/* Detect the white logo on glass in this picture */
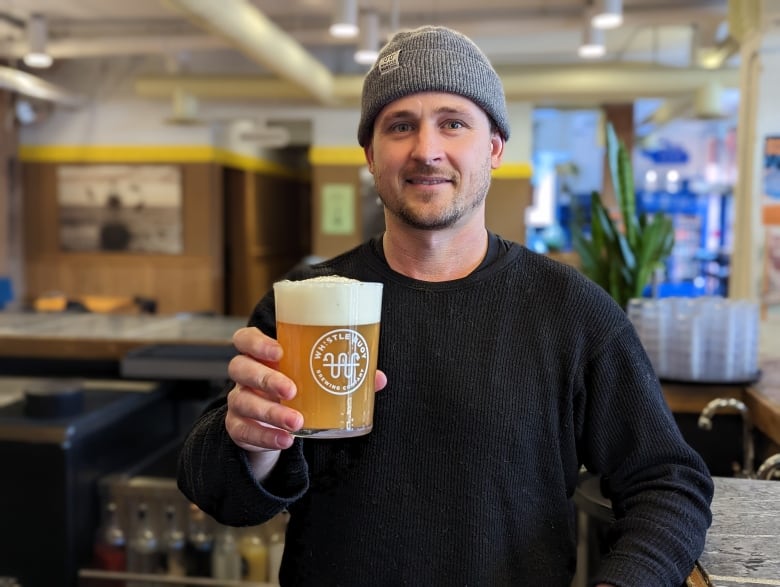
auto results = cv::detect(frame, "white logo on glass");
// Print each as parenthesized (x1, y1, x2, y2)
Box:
(309, 328, 369, 395)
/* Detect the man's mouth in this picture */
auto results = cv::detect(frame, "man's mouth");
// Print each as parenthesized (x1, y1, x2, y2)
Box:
(406, 177, 451, 186)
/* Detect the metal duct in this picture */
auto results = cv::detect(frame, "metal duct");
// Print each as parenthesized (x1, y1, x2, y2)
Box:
(0, 66, 84, 107)
(165, 0, 336, 104)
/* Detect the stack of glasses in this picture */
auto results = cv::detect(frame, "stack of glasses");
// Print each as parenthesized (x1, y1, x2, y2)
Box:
(627, 297, 760, 383)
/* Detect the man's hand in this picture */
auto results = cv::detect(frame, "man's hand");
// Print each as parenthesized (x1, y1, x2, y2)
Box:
(224, 326, 387, 479)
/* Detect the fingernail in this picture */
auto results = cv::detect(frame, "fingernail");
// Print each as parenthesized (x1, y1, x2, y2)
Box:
(268, 344, 283, 362)
(287, 412, 303, 431)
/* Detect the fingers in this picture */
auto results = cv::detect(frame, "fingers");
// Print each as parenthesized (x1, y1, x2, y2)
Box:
(233, 326, 283, 362)
(227, 383, 303, 430)
(375, 369, 388, 391)
(225, 327, 389, 454)
(228, 353, 296, 401)
(226, 326, 301, 452)
(226, 384, 303, 451)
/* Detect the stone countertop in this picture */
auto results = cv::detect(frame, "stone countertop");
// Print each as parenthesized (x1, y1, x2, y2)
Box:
(0, 311, 246, 360)
(577, 475, 780, 586)
(700, 476, 780, 586)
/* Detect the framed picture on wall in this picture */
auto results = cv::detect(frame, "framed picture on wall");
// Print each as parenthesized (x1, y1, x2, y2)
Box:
(765, 225, 780, 310)
(57, 164, 183, 254)
(763, 136, 780, 316)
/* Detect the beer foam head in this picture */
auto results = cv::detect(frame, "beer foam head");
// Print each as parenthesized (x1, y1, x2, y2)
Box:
(274, 276, 383, 325)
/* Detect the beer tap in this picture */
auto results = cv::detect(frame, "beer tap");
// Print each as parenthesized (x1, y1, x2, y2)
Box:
(697, 397, 754, 478)
(756, 454, 780, 480)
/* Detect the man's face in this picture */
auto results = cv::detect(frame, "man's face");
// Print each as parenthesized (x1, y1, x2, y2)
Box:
(364, 92, 504, 231)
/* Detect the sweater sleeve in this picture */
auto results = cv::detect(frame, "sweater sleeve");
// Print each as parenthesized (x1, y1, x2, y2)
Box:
(578, 323, 714, 587)
(176, 396, 309, 526)
(176, 286, 311, 527)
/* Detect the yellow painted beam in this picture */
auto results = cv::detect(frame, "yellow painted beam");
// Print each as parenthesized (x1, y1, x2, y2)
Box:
(493, 163, 534, 179)
(308, 146, 366, 167)
(18, 144, 306, 179)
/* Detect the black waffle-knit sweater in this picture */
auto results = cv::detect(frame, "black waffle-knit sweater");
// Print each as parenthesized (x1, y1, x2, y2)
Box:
(178, 234, 713, 587)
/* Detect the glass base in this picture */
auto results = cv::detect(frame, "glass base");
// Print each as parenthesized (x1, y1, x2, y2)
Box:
(293, 424, 373, 439)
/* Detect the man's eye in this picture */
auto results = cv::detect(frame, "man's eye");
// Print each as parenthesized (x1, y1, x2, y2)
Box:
(391, 122, 413, 133)
(445, 120, 465, 129)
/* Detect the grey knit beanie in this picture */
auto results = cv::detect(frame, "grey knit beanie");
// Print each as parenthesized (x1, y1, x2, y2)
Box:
(357, 25, 510, 147)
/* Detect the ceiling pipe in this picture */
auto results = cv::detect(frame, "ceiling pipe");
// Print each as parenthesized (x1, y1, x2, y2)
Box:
(0, 65, 84, 106)
(3, 35, 230, 60)
(638, 97, 693, 129)
(164, 0, 336, 105)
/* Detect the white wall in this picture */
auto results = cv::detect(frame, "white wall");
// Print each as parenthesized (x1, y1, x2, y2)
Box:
(20, 56, 533, 164)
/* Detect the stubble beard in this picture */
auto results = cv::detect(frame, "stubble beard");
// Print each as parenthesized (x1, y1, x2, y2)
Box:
(376, 159, 493, 231)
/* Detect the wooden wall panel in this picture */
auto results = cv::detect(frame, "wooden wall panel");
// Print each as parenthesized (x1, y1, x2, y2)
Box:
(0, 90, 15, 276)
(21, 162, 224, 315)
(486, 178, 531, 244)
(311, 165, 362, 259)
(225, 168, 311, 317)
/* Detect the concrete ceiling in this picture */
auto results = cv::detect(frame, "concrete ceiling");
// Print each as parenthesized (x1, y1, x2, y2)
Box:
(0, 0, 737, 110)
(1, 0, 733, 67)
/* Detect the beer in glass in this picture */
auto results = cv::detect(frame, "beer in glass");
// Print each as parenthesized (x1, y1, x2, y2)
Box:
(273, 276, 383, 438)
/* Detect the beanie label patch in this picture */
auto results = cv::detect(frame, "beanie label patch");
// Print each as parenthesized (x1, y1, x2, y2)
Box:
(378, 50, 401, 75)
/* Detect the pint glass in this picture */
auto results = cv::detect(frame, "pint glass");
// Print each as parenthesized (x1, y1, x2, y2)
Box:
(273, 276, 383, 438)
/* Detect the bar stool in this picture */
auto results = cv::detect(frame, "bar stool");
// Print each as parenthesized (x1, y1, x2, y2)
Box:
(572, 472, 613, 587)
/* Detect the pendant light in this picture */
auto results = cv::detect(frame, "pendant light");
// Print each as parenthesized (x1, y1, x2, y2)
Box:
(23, 14, 53, 68)
(354, 11, 379, 65)
(591, 0, 623, 30)
(330, 0, 359, 39)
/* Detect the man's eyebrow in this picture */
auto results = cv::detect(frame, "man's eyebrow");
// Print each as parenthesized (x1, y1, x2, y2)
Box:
(380, 105, 471, 121)
(379, 108, 416, 122)
(432, 106, 470, 116)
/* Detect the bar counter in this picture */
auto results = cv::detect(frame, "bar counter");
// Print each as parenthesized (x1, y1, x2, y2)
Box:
(0, 311, 778, 442)
(576, 475, 780, 586)
(700, 476, 780, 586)
(661, 360, 780, 447)
(0, 311, 245, 360)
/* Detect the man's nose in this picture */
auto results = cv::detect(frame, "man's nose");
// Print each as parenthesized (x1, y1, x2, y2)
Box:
(410, 125, 443, 164)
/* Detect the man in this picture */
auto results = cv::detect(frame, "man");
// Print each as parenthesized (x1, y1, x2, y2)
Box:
(178, 26, 713, 586)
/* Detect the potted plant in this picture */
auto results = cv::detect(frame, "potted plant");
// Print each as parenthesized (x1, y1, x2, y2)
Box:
(572, 123, 675, 308)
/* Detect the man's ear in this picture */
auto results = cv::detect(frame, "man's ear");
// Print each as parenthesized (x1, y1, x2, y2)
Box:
(490, 133, 505, 169)
(364, 144, 375, 174)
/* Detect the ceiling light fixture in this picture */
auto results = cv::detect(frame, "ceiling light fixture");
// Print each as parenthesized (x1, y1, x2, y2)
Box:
(330, 0, 359, 39)
(592, 0, 623, 30)
(23, 14, 53, 69)
(354, 11, 380, 65)
(579, 9, 606, 59)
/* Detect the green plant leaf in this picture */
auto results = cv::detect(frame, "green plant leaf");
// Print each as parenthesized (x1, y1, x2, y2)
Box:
(570, 123, 675, 307)
(606, 124, 638, 249)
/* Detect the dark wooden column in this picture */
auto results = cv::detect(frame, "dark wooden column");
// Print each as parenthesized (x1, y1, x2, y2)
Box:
(601, 103, 634, 210)
(0, 86, 22, 305)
